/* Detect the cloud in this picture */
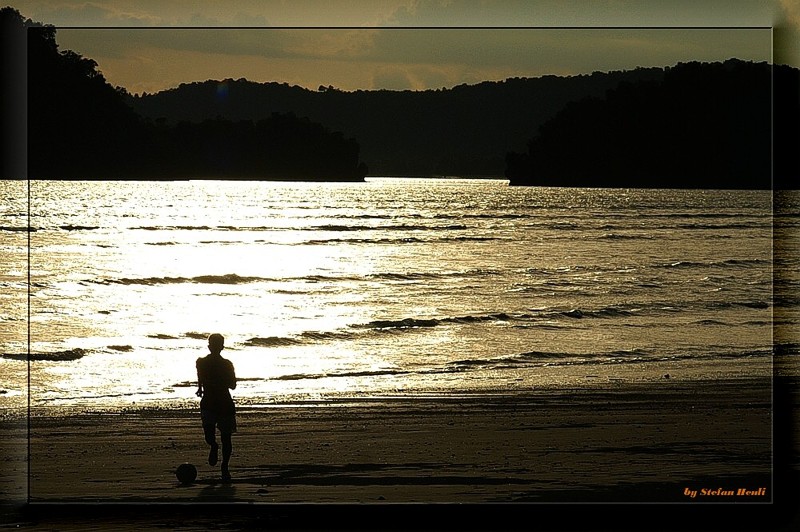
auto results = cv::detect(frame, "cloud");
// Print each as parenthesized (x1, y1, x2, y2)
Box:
(365, 28, 770, 74)
(56, 25, 772, 94)
(31, 1, 163, 27)
(370, 63, 458, 90)
(775, 0, 800, 66)
(184, 11, 271, 27)
(383, 0, 779, 28)
(56, 26, 372, 70)
(371, 65, 416, 90)
(18, 0, 792, 95)
(20, 0, 410, 28)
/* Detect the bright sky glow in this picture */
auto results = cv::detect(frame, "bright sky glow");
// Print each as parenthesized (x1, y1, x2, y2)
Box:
(10, 0, 796, 94)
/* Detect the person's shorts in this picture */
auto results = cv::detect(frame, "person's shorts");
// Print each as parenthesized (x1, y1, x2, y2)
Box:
(201, 409, 237, 434)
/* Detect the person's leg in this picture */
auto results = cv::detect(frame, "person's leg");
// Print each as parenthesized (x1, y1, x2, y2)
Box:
(201, 411, 219, 466)
(205, 427, 219, 466)
(220, 431, 232, 480)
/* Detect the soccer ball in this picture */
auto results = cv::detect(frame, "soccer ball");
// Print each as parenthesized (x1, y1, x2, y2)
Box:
(175, 462, 197, 484)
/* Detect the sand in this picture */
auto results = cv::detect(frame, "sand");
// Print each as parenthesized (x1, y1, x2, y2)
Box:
(1, 375, 798, 531)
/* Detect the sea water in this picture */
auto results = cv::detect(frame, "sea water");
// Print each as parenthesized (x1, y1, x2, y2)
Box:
(1, 179, 797, 416)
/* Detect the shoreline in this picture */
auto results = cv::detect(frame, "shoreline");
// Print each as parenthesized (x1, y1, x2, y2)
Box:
(1, 354, 778, 421)
(2, 375, 798, 530)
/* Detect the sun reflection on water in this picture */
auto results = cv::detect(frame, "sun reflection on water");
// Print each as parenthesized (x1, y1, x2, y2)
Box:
(0, 179, 782, 414)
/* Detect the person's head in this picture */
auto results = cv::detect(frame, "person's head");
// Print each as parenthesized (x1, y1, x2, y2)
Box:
(208, 333, 225, 354)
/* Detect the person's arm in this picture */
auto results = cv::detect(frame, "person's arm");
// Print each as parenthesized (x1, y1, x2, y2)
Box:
(196, 359, 204, 397)
(228, 361, 237, 390)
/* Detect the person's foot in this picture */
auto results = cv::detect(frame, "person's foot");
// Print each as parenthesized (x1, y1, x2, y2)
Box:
(221, 465, 231, 482)
(208, 443, 219, 466)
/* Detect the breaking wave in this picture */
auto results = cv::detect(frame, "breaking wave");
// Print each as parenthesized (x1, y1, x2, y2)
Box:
(1, 348, 88, 362)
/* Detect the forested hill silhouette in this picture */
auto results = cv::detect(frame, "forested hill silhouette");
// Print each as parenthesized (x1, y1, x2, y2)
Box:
(506, 59, 799, 190)
(11, 5, 798, 188)
(128, 69, 666, 177)
(13, 7, 368, 181)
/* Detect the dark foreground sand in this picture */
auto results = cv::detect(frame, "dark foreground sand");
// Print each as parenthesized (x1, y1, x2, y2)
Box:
(2, 376, 798, 531)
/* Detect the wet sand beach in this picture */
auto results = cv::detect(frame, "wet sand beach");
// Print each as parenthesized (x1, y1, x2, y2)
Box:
(2, 375, 798, 531)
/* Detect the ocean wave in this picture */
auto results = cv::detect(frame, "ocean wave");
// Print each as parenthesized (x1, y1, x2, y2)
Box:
(370, 269, 500, 282)
(172, 377, 263, 388)
(129, 222, 471, 232)
(646, 212, 772, 219)
(692, 319, 729, 326)
(657, 259, 769, 269)
(320, 212, 532, 221)
(738, 301, 770, 309)
(330, 214, 394, 220)
(132, 225, 215, 231)
(523, 219, 770, 233)
(1, 348, 88, 361)
(301, 270, 497, 284)
(774, 295, 800, 307)
(516, 264, 640, 276)
(192, 274, 263, 284)
(90, 268, 503, 287)
(130, 219, 742, 237)
(358, 317, 441, 329)
(445, 346, 769, 372)
(720, 259, 770, 267)
(239, 314, 528, 349)
(706, 300, 770, 310)
(774, 343, 800, 356)
(526, 221, 580, 231)
(0, 226, 36, 232)
(299, 331, 358, 341)
(243, 336, 303, 347)
(446, 236, 501, 242)
(555, 307, 634, 319)
(39, 390, 160, 402)
(344, 301, 776, 335)
(94, 273, 265, 285)
(358, 313, 524, 330)
(302, 235, 500, 245)
(404, 212, 532, 220)
(597, 233, 653, 240)
(242, 330, 361, 348)
(304, 237, 424, 245)
(60, 225, 100, 231)
(354, 305, 648, 331)
(444, 350, 620, 371)
(523, 265, 597, 275)
(466, 213, 531, 220)
(273, 368, 410, 381)
(449, 313, 515, 323)
(352, 308, 636, 331)
(553, 300, 772, 317)
(676, 222, 771, 230)
(314, 223, 469, 232)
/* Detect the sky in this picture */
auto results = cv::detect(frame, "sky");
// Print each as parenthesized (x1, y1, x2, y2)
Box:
(10, 0, 800, 95)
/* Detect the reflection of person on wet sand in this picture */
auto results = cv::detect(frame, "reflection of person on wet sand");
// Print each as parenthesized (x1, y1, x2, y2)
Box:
(196, 333, 237, 481)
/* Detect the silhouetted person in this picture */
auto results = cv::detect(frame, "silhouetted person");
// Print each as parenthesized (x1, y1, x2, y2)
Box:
(196, 333, 237, 481)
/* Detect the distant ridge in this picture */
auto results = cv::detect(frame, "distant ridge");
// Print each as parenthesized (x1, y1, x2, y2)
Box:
(11, 7, 369, 182)
(128, 60, 799, 189)
(506, 59, 799, 190)
(128, 68, 667, 178)
(8, 6, 798, 187)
